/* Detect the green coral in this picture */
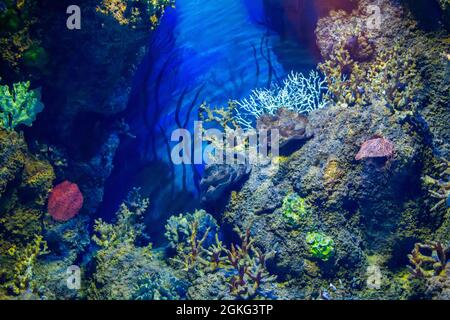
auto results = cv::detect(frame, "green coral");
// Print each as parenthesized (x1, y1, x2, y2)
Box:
(305, 232, 335, 261)
(164, 212, 277, 299)
(281, 193, 308, 225)
(164, 210, 219, 272)
(224, 227, 277, 299)
(92, 188, 149, 248)
(89, 189, 155, 299)
(0, 81, 44, 130)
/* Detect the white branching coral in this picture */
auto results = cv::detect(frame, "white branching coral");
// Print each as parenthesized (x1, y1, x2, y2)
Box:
(234, 70, 329, 129)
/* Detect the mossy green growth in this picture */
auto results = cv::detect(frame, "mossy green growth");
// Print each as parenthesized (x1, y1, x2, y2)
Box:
(281, 193, 308, 225)
(22, 44, 49, 68)
(305, 232, 335, 261)
(0, 81, 44, 130)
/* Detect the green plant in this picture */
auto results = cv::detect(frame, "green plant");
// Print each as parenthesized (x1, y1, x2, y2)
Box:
(281, 193, 308, 225)
(306, 232, 335, 261)
(0, 81, 44, 130)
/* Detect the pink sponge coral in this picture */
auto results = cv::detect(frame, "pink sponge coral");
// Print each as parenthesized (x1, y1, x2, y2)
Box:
(48, 181, 83, 222)
(356, 136, 394, 161)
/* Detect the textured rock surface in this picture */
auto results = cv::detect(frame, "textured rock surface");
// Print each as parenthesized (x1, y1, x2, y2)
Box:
(257, 108, 314, 155)
(200, 164, 251, 210)
(219, 100, 435, 295)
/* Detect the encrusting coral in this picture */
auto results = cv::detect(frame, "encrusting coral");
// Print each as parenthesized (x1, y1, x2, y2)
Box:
(281, 192, 309, 225)
(89, 188, 155, 299)
(422, 158, 450, 211)
(96, 0, 175, 29)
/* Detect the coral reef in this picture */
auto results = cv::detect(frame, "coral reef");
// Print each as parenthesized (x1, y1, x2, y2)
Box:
(0, 129, 54, 242)
(5, 235, 49, 296)
(96, 0, 174, 29)
(0, 0, 449, 302)
(407, 241, 450, 299)
(0, 0, 43, 76)
(89, 189, 154, 299)
(165, 209, 219, 271)
(222, 227, 277, 299)
(164, 211, 278, 299)
(422, 158, 450, 211)
(234, 71, 328, 129)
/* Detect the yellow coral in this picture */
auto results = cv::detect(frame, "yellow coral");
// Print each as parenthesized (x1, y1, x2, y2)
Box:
(22, 157, 55, 205)
(96, 0, 174, 29)
(8, 235, 49, 295)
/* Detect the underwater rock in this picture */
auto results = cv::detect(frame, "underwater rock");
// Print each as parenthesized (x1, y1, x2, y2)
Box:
(316, 0, 449, 157)
(0, 129, 57, 298)
(68, 133, 120, 214)
(200, 164, 251, 206)
(187, 272, 234, 300)
(0, 129, 27, 194)
(257, 108, 313, 155)
(0, 129, 55, 243)
(221, 99, 431, 293)
(47, 181, 83, 222)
